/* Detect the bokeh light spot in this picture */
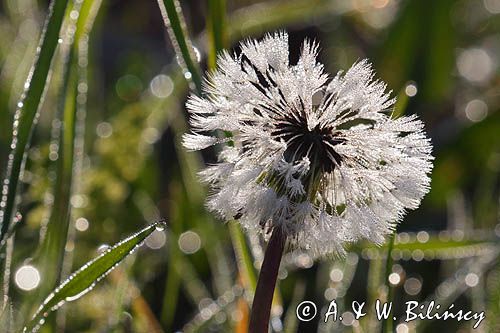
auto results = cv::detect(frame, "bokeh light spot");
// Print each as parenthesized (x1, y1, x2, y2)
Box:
(388, 272, 401, 285)
(75, 217, 89, 232)
(457, 48, 494, 83)
(178, 230, 201, 254)
(15, 265, 40, 291)
(150, 74, 174, 98)
(146, 229, 167, 249)
(404, 277, 422, 295)
(116, 74, 143, 101)
(465, 99, 488, 122)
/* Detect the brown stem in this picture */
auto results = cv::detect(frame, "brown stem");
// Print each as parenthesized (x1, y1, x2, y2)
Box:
(249, 228, 286, 333)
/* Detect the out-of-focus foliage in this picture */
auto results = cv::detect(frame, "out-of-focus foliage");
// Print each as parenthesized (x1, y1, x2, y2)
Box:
(0, 0, 499, 332)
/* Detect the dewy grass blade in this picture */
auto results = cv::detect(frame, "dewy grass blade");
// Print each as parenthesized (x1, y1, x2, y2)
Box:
(229, 221, 257, 291)
(22, 220, 166, 333)
(35, 0, 102, 301)
(381, 233, 395, 333)
(381, 85, 410, 333)
(205, 1, 263, 317)
(0, 0, 70, 247)
(357, 236, 498, 260)
(207, 0, 226, 69)
(156, 0, 202, 94)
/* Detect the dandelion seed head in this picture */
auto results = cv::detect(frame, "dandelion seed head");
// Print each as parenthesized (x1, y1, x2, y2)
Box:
(182, 32, 433, 257)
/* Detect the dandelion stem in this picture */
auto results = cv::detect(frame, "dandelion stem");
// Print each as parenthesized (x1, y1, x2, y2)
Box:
(249, 227, 286, 333)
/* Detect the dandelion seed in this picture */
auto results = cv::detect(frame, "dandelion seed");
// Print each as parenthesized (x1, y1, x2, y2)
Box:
(183, 31, 433, 257)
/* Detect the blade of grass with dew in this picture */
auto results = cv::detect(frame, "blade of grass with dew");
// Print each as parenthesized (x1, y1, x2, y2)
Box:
(143, 72, 215, 328)
(226, 0, 339, 43)
(160, 180, 184, 330)
(1, 236, 14, 311)
(181, 284, 244, 333)
(415, 249, 500, 331)
(151, 69, 235, 296)
(381, 84, 409, 333)
(35, 0, 102, 306)
(0, 0, 70, 248)
(206, 2, 274, 321)
(356, 234, 499, 260)
(57, 2, 102, 331)
(108, 267, 165, 333)
(132, 191, 213, 325)
(207, 0, 226, 69)
(153, 1, 203, 323)
(0, 300, 15, 333)
(0, 1, 40, 152)
(159, 181, 216, 328)
(175, 158, 233, 295)
(283, 279, 305, 333)
(229, 220, 257, 291)
(380, 233, 395, 333)
(169, 79, 234, 296)
(156, 0, 202, 94)
(22, 220, 166, 333)
(151, 17, 233, 324)
(317, 255, 359, 332)
(364, 252, 384, 332)
(177, 126, 234, 301)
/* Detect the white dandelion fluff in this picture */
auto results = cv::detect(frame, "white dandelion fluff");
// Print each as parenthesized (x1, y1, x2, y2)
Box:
(183, 32, 433, 257)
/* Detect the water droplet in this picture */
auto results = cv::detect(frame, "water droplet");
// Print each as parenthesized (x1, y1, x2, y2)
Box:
(145, 230, 166, 249)
(97, 244, 110, 253)
(193, 46, 201, 63)
(70, 10, 79, 20)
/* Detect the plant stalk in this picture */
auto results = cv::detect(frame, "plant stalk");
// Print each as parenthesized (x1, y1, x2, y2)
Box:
(249, 228, 286, 333)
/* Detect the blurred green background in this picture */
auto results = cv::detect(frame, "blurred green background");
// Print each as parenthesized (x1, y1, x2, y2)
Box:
(0, 0, 499, 332)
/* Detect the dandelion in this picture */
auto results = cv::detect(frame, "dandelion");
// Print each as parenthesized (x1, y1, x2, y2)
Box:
(183, 31, 433, 332)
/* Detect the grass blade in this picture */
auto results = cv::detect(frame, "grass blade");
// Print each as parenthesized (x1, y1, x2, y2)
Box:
(381, 233, 395, 333)
(36, 0, 102, 301)
(0, 0, 70, 247)
(156, 0, 202, 94)
(22, 220, 166, 333)
(207, 0, 226, 69)
(229, 221, 257, 291)
(357, 234, 499, 260)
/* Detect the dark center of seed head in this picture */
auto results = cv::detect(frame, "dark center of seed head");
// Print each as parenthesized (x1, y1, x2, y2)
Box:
(272, 111, 344, 173)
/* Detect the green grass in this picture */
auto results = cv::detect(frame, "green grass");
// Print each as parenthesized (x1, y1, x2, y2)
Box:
(0, 0, 499, 332)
